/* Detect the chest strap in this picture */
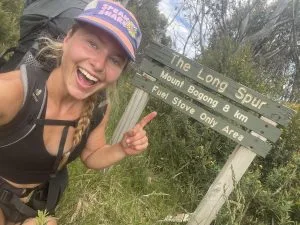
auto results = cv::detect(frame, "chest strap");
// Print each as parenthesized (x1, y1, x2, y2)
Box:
(0, 188, 37, 222)
(35, 118, 77, 127)
(36, 118, 77, 173)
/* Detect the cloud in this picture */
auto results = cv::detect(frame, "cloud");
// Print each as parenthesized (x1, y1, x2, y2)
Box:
(158, 0, 174, 19)
(158, 0, 196, 58)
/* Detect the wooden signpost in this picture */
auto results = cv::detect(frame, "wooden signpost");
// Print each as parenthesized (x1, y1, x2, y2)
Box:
(112, 41, 295, 224)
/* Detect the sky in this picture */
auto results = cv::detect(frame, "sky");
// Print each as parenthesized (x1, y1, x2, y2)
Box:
(158, 0, 278, 58)
(158, 0, 193, 57)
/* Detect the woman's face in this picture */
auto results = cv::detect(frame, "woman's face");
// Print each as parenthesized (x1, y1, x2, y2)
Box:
(61, 24, 128, 100)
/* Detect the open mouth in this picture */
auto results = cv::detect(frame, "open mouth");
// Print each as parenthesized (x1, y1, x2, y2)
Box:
(77, 67, 99, 86)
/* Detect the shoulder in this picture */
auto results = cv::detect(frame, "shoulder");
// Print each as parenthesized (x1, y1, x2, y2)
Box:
(0, 70, 24, 125)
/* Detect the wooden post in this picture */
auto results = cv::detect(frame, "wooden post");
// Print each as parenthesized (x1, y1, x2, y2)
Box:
(188, 118, 277, 225)
(187, 145, 256, 225)
(110, 0, 148, 145)
(111, 88, 149, 144)
(126, 43, 292, 224)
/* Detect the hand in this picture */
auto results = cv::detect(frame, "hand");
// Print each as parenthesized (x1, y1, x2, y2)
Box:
(120, 111, 157, 155)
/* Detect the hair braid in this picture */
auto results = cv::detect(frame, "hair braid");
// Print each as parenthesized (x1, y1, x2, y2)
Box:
(58, 94, 98, 170)
(72, 94, 98, 147)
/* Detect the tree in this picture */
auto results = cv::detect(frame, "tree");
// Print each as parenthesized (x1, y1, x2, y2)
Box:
(207, 0, 300, 101)
(0, 0, 23, 53)
(127, 0, 172, 62)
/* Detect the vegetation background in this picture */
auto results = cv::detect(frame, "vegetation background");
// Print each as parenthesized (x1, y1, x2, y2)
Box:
(0, 0, 299, 224)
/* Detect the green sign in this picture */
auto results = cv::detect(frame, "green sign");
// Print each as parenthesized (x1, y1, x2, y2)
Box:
(132, 74, 272, 157)
(140, 59, 281, 143)
(145, 42, 294, 127)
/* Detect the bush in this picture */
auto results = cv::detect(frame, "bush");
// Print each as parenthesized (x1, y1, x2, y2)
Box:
(0, 0, 23, 53)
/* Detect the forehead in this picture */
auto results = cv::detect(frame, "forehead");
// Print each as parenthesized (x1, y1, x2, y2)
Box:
(76, 23, 128, 58)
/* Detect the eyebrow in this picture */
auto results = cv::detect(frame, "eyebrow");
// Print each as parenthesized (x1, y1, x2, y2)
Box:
(88, 32, 127, 60)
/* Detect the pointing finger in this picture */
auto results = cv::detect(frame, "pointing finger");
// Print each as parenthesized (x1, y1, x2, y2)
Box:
(138, 111, 157, 128)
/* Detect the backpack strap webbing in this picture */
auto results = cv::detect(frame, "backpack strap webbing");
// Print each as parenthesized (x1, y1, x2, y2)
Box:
(0, 188, 37, 222)
(0, 64, 48, 148)
(35, 118, 77, 127)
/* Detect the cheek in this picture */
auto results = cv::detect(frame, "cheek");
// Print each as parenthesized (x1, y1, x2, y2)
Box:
(105, 69, 122, 83)
(63, 39, 87, 64)
(65, 47, 83, 63)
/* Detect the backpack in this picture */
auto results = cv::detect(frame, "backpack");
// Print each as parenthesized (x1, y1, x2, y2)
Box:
(0, 64, 107, 148)
(0, 64, 107, 223)
(0, 1, 107, 219)
(0, 0, 91, 72)
(0, 0, 109, 148)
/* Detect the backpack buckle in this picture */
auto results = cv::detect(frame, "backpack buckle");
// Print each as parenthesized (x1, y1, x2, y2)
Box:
(0, 189, 13, 203)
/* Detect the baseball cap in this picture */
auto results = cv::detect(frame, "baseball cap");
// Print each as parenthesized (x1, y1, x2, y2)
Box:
(75, 0, 142, 61)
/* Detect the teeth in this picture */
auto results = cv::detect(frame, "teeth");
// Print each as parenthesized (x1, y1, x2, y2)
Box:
(78, 68, 99, 82)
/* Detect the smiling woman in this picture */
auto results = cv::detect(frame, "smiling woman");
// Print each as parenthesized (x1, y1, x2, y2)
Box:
(0, 1, 157, 225)
(60, 23, 128, 100)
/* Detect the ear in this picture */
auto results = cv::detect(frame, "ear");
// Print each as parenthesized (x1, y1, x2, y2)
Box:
(64, 29, 73, 44)
(62, 29, 75, 53)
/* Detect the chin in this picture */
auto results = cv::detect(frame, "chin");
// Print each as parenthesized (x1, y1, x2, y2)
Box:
(68, 87, 92, 101)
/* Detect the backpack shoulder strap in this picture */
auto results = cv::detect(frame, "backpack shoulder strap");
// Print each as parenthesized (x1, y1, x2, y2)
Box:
(0, 64, 49, 148)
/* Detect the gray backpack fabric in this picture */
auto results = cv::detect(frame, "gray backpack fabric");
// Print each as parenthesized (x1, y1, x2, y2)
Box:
(0, 0, 91, 72)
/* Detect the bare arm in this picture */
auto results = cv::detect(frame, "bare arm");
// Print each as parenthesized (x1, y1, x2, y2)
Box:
(0, 70, 24, 126)
(80, 105, 157, 170)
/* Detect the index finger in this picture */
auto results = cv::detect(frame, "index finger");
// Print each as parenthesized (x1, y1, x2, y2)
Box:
(138, 111, 157, 128)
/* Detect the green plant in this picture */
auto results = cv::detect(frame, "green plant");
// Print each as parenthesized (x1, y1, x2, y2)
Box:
(36, 210, 50, 225)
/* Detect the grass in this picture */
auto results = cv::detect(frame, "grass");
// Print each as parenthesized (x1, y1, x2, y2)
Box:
(2, 5, 299, 220)
(56, 73, 194, 225)
(57, 157, 185, 225)
(54, 72, 246, 225)
(54, 72, 300, 225)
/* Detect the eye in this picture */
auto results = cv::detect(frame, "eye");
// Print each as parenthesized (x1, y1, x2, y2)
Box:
(110, 56, 123, 67)
(87, 39, 98, 49)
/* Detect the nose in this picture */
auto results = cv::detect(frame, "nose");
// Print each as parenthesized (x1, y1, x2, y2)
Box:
(90, 51, 107, 73)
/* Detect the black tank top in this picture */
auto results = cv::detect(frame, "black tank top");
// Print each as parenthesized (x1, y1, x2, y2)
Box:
(0, 98, 84, 184)
(0, 93, 107, 185)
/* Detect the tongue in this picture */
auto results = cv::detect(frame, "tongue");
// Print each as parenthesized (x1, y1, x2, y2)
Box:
(78, 71, 95, 86)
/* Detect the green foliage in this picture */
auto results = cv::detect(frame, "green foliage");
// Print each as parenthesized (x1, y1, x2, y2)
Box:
(214, 108, 300, 225)
(200, 37, 285, 98)
(1, 0, 299, 224)
(57, 157, 181, 225)
(36, 210, 50, 225)
(0, 0, 23, 53)
(127, 0, 172, 62)
(145, 98, 236, 208)
(199, 33, 299, 224)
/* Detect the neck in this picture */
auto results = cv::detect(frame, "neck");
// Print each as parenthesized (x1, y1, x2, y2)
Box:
(46, 67, 83, 115)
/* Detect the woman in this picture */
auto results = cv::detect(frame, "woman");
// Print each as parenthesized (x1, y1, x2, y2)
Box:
(0, 0, 156, 224)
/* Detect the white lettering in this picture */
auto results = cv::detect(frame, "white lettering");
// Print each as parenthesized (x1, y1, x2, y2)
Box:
(172, 97, 195, 115)
(196, 72, 228, 93)
(170, 54, 191, 72)
(234, 110, 248, 123)
(187, 85, 219, 108)
(199, 113, 218, 128)
(151, 85, 169, 100)
(197, 68, 204, 80)
(222, 126, 244, 141)
(160, 70, 184, 88)
(235, 87, 267, 109)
